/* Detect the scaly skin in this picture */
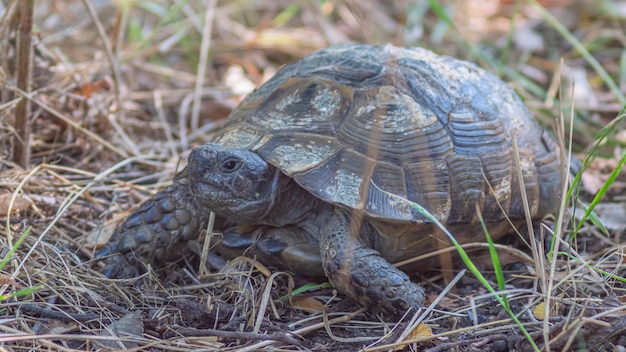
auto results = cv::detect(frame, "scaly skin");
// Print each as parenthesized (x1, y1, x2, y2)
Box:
(320, 208, 425, 316)
(97, 169, 209, 278)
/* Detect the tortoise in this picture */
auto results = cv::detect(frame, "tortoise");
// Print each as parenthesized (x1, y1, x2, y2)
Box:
(97, 44, 564, 316)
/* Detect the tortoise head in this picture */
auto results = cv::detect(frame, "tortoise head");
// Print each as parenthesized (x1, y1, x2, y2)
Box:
(187, 143, 280, 221)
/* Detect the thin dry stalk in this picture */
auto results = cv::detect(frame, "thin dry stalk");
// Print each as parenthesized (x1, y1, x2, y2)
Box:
(81, 0, 138, 156)
(12, 0, 34, 167)
(191, 0, 217, 132)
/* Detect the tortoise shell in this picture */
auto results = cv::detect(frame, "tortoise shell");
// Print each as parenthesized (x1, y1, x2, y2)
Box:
(212, 44, 563, 226)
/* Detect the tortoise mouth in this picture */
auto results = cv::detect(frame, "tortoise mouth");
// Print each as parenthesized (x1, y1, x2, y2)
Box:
(188, 171, 260, 211)
(190, 180, 229, 203)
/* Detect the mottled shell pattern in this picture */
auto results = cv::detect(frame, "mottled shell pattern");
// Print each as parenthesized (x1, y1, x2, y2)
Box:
(213, 44, 563, 226)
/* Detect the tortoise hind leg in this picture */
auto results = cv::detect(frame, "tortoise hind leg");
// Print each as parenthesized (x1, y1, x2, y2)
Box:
(319, 208, 425, 317)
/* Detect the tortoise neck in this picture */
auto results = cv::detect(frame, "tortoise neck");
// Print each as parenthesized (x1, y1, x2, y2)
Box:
(254, 172, 328, 228)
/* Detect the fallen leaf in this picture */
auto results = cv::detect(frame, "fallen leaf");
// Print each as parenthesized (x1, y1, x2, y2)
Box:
(291, 296, 324, 313)
(42, 320, 79, 335)
(0, 274, 21, 288)
(0, 193, 32, 217)
(533, 302, 555, 320)
(533, 302, 545, 320)
(84, 221, 118, 249)
(408, 323, 432, 339)
(98, 311, 144, 349)
(223, 65, 257, 97)
(396, 323, 433, 350)
(77, 79, 111, 99)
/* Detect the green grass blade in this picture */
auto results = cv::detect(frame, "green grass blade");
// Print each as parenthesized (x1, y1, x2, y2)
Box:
(575, 153, 625, 233)
(476, 208, 510, 311)
(568, 108, 625, 234)
(0, 285, 45, 301)
(0, 227, 31, 271)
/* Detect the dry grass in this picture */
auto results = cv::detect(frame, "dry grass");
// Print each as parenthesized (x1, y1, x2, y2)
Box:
(1, 0, 625, 351)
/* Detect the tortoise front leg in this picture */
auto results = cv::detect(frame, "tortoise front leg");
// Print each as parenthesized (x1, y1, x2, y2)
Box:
(319, 208, 425, 317)
(96, 168, 209, 279)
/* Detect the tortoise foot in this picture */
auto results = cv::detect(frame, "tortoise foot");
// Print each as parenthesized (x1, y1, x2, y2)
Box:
(347, 248, 425, 316)
(320, 208, 425, 317)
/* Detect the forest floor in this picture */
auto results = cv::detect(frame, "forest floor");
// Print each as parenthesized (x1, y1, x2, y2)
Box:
(1, 0, 625, 351)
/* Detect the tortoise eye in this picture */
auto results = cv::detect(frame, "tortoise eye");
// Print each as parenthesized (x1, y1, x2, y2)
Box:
(221, 158, 242, 173)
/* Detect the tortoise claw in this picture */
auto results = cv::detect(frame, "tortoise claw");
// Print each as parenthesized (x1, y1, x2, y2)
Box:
(100, 253, 140, 279)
